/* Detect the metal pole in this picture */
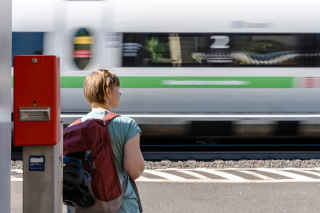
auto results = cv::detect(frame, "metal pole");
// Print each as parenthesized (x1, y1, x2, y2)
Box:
(23, 122, 63, 213)
(0, 0, 12, 211)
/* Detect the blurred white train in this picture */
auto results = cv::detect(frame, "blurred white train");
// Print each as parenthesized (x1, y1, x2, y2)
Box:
(12, 0, 320, 137)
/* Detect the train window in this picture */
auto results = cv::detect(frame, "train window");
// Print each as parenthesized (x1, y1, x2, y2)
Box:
(301, 34, 320, 67)
(73, 28, 93, 70)
(122, 33, 320, 67)
(12, 32, 44, 66)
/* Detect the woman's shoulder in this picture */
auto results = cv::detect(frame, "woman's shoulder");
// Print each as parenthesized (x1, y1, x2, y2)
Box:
(110, 115, 141, 137)
(112, 115, 138, 125)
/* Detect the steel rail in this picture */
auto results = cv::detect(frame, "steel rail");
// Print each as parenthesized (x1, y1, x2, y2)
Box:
(11, 151, 320, 161)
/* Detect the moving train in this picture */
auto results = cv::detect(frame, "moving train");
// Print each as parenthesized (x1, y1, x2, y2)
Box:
(12, 0, 320, 137)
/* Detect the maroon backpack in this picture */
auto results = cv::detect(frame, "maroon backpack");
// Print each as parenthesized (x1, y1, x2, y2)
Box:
(63, 112, 142, 213)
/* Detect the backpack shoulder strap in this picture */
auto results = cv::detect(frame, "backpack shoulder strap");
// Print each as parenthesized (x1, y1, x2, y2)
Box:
(72, 118, 82, 126)
(130, 178, 143, 212)
(71, 112, 118, 126)
(102, 112, 119, 124)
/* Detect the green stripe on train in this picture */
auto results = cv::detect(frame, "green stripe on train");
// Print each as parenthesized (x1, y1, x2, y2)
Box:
(61, 77, 86, 88)
(119, 77, 293, 88)
(11, 76, 293, 88)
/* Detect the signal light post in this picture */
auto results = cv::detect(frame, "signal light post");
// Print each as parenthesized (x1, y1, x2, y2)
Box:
(14, 56, 63, 213)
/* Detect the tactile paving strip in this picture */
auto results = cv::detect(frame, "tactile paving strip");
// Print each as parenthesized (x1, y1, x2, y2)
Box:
(285, 170, 320, 179)
(160, 170, 198, 179)
(251, 171, 293, 180)
(186, 170, 227, 180)
(221, 170, 262, 180)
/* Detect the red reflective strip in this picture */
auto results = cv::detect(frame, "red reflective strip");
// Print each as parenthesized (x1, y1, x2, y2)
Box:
(300, 77, 320, 88)
(73, 50, 91, 58)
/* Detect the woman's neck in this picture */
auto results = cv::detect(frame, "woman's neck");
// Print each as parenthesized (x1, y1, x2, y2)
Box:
(92, 106, 111, 112)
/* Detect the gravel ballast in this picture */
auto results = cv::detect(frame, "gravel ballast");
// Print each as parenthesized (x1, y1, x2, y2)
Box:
(144, 159, 320, 170)
(11, 159, 320, 170)
(11, 160, 23, 170)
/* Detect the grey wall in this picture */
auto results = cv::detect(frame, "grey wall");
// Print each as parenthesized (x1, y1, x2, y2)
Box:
(0, 0, 12, 211)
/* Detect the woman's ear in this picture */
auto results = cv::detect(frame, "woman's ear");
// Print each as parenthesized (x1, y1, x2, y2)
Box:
(106, 87, 112, 99)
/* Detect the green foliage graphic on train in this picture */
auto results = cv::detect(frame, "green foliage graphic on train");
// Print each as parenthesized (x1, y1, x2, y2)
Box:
(73, 28, 92, 70)
(145, 37, 170, 63)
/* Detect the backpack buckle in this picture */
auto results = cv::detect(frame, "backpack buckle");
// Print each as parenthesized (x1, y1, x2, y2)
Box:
(83, 151, 94, 175)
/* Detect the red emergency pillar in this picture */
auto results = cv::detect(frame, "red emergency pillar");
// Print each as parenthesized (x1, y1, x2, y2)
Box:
(14, 56, 60, 146)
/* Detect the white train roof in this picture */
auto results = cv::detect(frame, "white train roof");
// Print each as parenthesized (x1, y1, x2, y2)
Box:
(12, 0, 320, 33)
(113, 0, 320, 33)
(12, 0, 57, 32)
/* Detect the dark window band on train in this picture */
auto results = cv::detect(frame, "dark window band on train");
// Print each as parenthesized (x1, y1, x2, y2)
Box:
(122, 33, 320, 67)
(12, 32, 44, 66)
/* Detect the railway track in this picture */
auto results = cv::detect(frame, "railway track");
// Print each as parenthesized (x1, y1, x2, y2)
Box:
(12, 150, 320, 161)
(12, 137, 320, 160)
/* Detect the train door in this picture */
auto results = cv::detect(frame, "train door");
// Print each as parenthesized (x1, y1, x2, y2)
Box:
(54, 0, 114, 112)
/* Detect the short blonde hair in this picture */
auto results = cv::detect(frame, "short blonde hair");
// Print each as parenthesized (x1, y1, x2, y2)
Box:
(83, 69, 120, 107)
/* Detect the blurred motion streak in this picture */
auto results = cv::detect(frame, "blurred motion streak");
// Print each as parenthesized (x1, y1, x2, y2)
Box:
(11, 0, 320, 138)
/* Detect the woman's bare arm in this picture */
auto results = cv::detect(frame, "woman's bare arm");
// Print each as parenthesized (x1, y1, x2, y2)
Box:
(123, 133, 145, 180)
